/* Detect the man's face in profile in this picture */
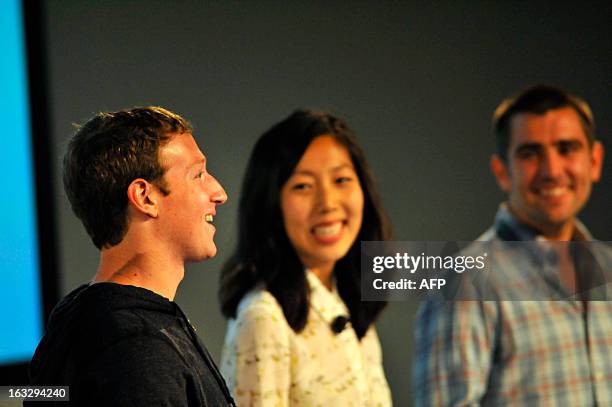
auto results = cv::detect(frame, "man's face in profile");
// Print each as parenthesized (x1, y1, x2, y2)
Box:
(491, 107, 604, 233)
(155, 132, 227, 262)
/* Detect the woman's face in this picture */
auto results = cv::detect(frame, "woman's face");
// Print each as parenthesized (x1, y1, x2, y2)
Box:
(281, 135, 364, 272)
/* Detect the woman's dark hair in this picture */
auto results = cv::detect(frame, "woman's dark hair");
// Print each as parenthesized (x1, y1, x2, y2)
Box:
(219, 109, 391, 339)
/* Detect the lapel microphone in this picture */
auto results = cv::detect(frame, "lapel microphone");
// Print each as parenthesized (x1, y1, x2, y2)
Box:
(331, 316, 350, 334)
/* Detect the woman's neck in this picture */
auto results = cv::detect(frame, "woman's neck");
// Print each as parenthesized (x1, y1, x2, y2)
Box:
(309, 263, 335, 291)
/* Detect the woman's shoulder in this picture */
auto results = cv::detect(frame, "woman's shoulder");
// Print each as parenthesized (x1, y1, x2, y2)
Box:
(235, 287, 285, 321)
(226, 288, 292, 344)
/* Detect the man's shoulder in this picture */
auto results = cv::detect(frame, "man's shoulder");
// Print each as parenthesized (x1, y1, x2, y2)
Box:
(94, 331, 192, 370)
(60, 334, 213, 406)
(73, 283, 177, 336)
(455, 226, 497, 260)
(41, 283, 182, 360)
(475, 226, 497, 242)
(29, 286, 189, 386)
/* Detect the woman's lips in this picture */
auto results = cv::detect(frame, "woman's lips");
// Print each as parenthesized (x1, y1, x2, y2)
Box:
(312, 221, 344, 244)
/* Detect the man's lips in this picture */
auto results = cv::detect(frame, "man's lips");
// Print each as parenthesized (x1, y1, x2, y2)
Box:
(204, 210, 217, 223)
(533, 185, 572, 198)
(204, 213, 217, 231)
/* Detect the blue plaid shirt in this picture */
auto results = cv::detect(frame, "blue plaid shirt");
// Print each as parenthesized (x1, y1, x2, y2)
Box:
(412, 205, 612, 406)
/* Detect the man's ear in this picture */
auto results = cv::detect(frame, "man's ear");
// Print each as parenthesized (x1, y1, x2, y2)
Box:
(490, 154, 511, 193)
(127, 179, 159, 218)
(590, 141, 605, 183)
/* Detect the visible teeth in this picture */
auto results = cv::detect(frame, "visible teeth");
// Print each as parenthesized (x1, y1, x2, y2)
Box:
(313, 223, 342, 236)
(539, 187, 567, 197)
(205, 214, 214, 223)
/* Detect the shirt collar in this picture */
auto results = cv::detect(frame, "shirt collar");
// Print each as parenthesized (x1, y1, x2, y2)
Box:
(494, 203, 592, 242)
(306, 269, 349, 323)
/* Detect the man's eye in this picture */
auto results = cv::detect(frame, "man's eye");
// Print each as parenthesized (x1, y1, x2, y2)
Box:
(558, 141, 581, 155)
(335, 176, 353, 184)
(516, 149, 537, 160)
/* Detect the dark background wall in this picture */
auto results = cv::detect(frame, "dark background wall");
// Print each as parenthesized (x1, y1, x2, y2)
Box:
(44, 1, 611, 405)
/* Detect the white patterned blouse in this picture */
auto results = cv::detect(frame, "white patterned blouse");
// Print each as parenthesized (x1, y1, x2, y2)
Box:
(220, 270, 392, 406)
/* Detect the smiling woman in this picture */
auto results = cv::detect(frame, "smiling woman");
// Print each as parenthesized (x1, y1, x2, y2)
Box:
(218, 110, 392, 406)
(281, 136, 365, 289)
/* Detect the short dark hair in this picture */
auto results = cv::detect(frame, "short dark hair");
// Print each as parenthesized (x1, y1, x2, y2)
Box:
(219, 109, 391, 340)
(63, 106, 192, 249)
(493, 85, 595, 161)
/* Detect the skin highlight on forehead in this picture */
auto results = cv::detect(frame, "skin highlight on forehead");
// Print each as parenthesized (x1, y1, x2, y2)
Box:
(159, 133, 206, 169)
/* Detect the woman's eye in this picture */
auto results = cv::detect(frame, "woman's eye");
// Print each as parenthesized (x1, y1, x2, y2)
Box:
(292, 183, 311, 191)
(335, 176, 352, 184)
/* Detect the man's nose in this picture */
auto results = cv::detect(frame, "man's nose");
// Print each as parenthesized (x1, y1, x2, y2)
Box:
(210, 176, 228, 204)
(540, 149, 563, 179)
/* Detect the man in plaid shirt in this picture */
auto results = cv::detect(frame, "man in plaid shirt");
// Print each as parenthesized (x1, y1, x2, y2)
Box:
(413, 85, 611, 406)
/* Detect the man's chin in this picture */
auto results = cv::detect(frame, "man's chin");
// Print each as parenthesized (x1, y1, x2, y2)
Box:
(186, 246, 218, 263)
(203, 246, 218, 260)
(510, 203, 574, 232)
(529, 211, 578, 233)
(535, 204, 580, 225)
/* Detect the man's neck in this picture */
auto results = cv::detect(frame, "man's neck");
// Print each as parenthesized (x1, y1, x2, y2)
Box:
(536, 222, 575, 241)
(94, 244, 184, 301)
(507, 206, 576, 241)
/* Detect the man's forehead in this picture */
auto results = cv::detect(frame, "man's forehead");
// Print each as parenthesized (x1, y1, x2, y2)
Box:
(159, 132, 206, 167)
(508, 108, 588, 146)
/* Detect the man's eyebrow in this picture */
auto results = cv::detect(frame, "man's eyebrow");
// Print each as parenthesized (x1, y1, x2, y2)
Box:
(555, 138, 584, 146)
(514, 142, 542, 151)
(514, 137, 586, 150)
(189, 157, 206, 168)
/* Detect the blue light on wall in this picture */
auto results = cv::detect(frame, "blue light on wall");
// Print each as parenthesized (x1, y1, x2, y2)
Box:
(0, 0, 43, 364)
